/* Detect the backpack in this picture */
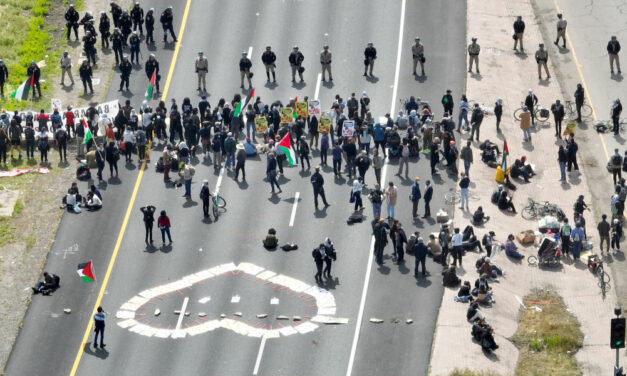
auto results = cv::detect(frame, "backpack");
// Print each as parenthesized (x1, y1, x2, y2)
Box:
(491, 190, 500, 204)
(561, 225, 571, 236)
(112, 147, 120, 161)
(613, 154, 622, 168)
(572, 230, 580, 241)
(620, 187, 627, 202)
(53, 274, 61, 288)
(156, 156, 164, 172)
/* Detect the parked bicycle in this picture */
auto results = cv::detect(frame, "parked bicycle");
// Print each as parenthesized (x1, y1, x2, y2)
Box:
(513, 102, 550, 123)
(521, 198, 566, 221)
(594, 119, 627, 134)
(564, 99, 592, 120)
(211, 192, 227, 220)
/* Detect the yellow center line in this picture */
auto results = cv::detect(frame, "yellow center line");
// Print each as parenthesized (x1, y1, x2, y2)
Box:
(554, 0, 609, 162)
(67, 0, 193, 374)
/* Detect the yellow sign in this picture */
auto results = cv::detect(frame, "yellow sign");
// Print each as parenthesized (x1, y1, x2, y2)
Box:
(295, 102, 308, 118)
(280, 107, 294, 124)
(318, 116, 332, 133)
(254, 116, 268, 133)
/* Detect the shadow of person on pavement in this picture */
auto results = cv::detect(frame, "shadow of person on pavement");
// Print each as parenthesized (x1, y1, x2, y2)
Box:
(292, 81, 307, 90)
(267, 194, 281, 205)
(415, 276, 432, 288)
(611, 73, 624, 82)
(414, 74, 427, 83)
(397, 261, 410, 275)
(84, 343, 109, 359)
(160, 244, 173, 253)
(182, 199, 198, 208)
(323, 277, 340, 290)
(377, 263, 391, 275)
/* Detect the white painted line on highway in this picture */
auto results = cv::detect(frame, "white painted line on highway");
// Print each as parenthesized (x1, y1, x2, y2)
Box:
(252, 336, 267, 375)
(289, 191, 300, 227)
(346, 0, 405, 374)
(247, 46, 253, 59)
(215, 167, 225, 195)
(314, 73, 322, 100)
(175, 297, 189, 330)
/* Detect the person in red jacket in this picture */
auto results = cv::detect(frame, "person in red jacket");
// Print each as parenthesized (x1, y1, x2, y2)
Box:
(64, 106, 75, 138)
(157, 210, 172, 244)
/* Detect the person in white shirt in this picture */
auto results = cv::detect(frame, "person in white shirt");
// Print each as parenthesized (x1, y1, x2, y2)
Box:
(86, 191, 102, 211)
(451, 227, 464, 267)
(554, 13, 567, 48)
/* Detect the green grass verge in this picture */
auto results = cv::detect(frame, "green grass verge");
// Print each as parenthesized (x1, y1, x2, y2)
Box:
(511, 291, 583, 376)
(449, 369, 502, 376)
(0, 0, 82, 110)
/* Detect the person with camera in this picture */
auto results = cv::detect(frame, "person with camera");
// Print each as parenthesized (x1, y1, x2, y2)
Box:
(239, 51, 253, 89)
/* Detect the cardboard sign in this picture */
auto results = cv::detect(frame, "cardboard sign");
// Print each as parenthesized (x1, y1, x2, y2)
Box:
(342, 120, 355, 137)
(318, 116, 331, 133)
(280, 107, 294, 124)
(254, 116, 268, 133)
(308, 100, 321, 116)
(295, 102, 308, 118)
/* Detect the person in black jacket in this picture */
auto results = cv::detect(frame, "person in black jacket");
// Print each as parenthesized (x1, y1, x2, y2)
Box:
(524, 89, 538, 125)
(26, 61, 42, 98)
(239, 52, 252, 89)
(119, 10, 133, 45)
(312, 244, 326, 283)
(262, 46, 276, 83)
(289, 46, 304, 83)
(608, 36, 621, 74)
(130, 2, 144, 35)
(99, 12, 111, 49)
(95, 143, 105, 181)
(364, 43, 377, 77)
(612, 99, 623, 135)
(574, 84, 585, 122)
(550, 99, 565, 137)
(111, 28, 124, 65)
(105, 141, 119, 177)
(110, 1, 123, 28)
(140, 205, 156, 243)
(441, 90, 454, 117)
(423, 180, 433, 218)
(494, 99, 503, 132)
(199, 180, 211, 217)
(145, 54, 160, 92)
(79, 60, 94, 95)
(513, 16, 525, 52)
(129, 31, 141, 65)
(83, 31, 98, 66)
(145, 8, 155, 45)
(0, 60, 8, 97)
(118, 57, 132, 91)
(310, 166, 330, 209)
(65, 4, 80, 41)
(160, 7, 177, 43)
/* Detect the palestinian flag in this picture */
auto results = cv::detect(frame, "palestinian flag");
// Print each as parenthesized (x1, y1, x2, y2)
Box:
(501, 139, 509, 171)
(82, 118, 93, 145)
(77, 261, 95, 283)
(10, 76, 33, 101)
(292, 96, 298, 119)
(233, 88, 253, 119)
(145, 70, 156, 101)
(277, 133, 297, 166)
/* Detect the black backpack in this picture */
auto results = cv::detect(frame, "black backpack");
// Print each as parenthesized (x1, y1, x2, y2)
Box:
(53, 274, 61, 288)
(112, 147, 120, 161)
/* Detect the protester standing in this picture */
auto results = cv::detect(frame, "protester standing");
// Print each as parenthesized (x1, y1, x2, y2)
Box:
(93, 307, 106, 349)
(157, 210, 172, 244)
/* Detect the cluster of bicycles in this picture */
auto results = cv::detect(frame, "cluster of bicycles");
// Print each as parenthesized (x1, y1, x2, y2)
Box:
(521, 198, 566, 222)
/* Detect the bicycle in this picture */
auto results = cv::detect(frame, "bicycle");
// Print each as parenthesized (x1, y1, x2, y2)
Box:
(444, 189, 479, 206)
(596, 258, 611, 297)
(564, 99, 592, 120)
(512, 102, 550, 123)
(593, 119, 627, 134)
(521, 198, 565, 221)
(211, 192, 227, 220)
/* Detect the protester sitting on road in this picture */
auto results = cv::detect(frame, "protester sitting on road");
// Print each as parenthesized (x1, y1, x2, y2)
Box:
(498, 190, 517, 213)
(90, 185, 102, 201)
(475, 279, 495, 305)
(32, 272, 59, 295)
(63, 188, 78, 211)
(263, 228, 278, 249)
(442, 265, 461, 287)
(427, 234, 442, 263)
(454, 281, 474, 303)
(510, 157, 534, 182)
(478, 257, 504, 280)
(244, 137, 257, 156)
(472, 319, 499, 352)
(472, 206, 490, 225)
(466, 302, 485, 322)
(85, 191, 102, 211)
(505, 234, 524, 259)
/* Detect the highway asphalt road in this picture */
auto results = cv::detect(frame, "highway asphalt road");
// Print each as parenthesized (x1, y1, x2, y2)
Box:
(4, 0, 465, 375)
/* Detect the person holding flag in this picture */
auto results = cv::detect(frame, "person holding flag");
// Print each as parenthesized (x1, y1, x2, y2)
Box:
(145, 54, 160, 98)
(26, 61, 41, 98)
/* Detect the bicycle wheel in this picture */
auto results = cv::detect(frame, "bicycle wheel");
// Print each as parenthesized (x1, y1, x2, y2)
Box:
(216, 195, 226, 208)
(212, 201, 219, 220)
(565, 105, 577, 120)
(580, 104, 592, 118)
(445, 192, 460, 205)
(513, 107, 523, 121)
(521, 205, 537, 220)
(528, 255, 538, 265)
(597, 269, 611, 284)
(535, 107, 550, 123)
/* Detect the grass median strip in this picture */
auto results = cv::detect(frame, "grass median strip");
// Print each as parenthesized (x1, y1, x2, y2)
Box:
(511, 290, 583, 376)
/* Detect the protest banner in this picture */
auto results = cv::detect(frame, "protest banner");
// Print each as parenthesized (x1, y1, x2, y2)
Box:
(318, 116, 332, 133)
(254, 116, 268, 133)
(308, 100, 321, 116)
(280, 107, 294, 124)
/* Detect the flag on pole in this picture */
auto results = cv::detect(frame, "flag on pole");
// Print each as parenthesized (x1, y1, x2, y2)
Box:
(233, 95, 247, 118)
(501, 139, 509, 171)
(82, 118, 93, 145)
(277, 133, 297, 166)
(77, 261, 95, 283)
(292, 96, 299, 120)
(10, 76, 33, 101)
(145, 70, 156, 101)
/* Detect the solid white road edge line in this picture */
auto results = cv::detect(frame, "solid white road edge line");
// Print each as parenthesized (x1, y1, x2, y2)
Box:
(314, 73, 322, 100)
(252, 335, 268, 375)
(175, 297, 189, 330)
(345, 0, 406, 374)
(289, 192, 300, 227)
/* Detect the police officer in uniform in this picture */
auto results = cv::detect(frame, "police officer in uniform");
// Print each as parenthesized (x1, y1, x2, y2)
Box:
(261, 46, 277, 83)
(27, 61, 42, 98)
(468, 37, 480, 74)
(239, 51, 252, 89)
(99, 11, 111, 49)
(110, 1, 123, 28)
(608, 36, 622, 75)
(130, 2, 144, 35)
(320, 45, 332, 81)
(554, 13, 567, 48)
(65, 4, 80, 41)
(412, 37, 425, 76)
(195, 51, 208, 92)
(84, 18, 98, 39)
(145, 8, 155, 45)
(110, 28, 124, 65)
(145, 54, 160, 93)
(363, 42, 376, 77)
(119, 56, 132, 91)
(160, 7, 177, 43)
(129, 31, 141, 65)
(83, 31, 98, 66)
(120, 10, 133, 46)
(79, 60, 94, 95)
(289, 46, 304, 83)
(513, 16, 525, 52)
(60, 51, 74, 86)
(535, 43, 550, 80)
(0, 60, 8, 96)
(79, 11, 94, 34)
